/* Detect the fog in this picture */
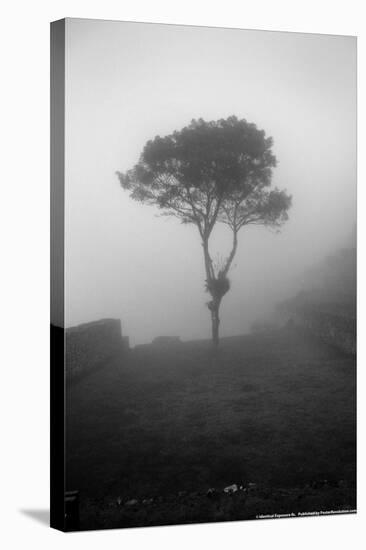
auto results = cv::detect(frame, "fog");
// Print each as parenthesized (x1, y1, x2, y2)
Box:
(64, 19, 356, 345)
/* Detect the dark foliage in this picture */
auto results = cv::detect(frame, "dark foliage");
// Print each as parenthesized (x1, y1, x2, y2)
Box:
(117, 116, 291, 234)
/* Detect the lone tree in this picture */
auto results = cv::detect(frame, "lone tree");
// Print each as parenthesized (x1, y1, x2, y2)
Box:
(117, 116, 291, 347)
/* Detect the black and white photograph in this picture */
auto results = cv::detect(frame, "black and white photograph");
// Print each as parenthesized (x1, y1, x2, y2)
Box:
(3, 0, 366, 546)
(50, 18, 357, 531)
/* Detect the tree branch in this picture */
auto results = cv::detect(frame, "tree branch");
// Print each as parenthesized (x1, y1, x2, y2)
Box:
(221, 228, 238, 277)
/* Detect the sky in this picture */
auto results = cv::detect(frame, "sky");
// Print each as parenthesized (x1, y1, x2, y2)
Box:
(64, 19, 356, 345)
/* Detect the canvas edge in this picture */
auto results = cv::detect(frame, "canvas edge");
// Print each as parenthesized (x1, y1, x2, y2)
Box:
(50, 18, 66, 532)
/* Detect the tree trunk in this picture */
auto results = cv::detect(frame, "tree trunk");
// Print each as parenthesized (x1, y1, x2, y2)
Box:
(211, 304, 220, 348)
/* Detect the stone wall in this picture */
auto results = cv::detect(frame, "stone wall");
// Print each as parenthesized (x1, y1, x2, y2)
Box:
(277, 297, 356, 356)
(276, 246, 356, 356)
(66, 319, 124, 381)
(292, 308, 355, 355)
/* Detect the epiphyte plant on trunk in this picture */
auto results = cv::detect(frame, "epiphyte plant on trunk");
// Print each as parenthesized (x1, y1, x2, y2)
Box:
(117, 116, 292, 347)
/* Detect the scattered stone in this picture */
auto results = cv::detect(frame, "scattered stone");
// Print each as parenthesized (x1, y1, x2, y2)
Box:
(125, 499, 138, 507)
(108, 478, 353, 514)
(224, 484, 238, 494)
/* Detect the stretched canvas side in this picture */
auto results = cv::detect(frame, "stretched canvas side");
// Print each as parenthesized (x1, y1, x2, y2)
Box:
(50, 18, 66, 532)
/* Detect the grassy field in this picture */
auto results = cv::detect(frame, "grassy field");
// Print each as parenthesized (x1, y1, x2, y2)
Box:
(66, 326, 356, 528)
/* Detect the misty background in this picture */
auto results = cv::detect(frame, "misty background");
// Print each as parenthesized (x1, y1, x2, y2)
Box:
(64, 19, 356, 346)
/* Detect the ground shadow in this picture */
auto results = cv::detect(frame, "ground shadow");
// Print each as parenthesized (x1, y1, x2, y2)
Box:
(20, 509, 49, 526)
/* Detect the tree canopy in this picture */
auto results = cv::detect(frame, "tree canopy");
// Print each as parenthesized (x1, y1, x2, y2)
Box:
(117, 116, 290, 239)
